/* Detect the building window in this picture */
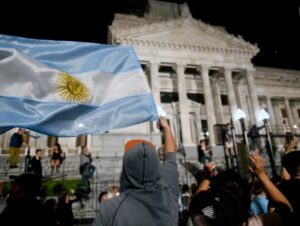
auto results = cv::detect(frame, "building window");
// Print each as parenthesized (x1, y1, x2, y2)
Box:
(184, 67, 200, 77)
(201, 120, 208, 132)
(160, 92, 179, 103)
(158, 65, 175, 77)
(221, 95, 229, 106)
(281, 108, 287, 118)
(141, 64, 147, 72)
(297, 109, 300, 118)
(159, 65, 174, 73)
(187, 93, 205, 104)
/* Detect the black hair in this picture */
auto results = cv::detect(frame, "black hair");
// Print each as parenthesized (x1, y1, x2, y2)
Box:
(54, 143, 62, 153)
(182, 184, 190, 193)
(190, 170, 251, 226)
(36, 148, 42, 154)
(98, 191, 108, 202)
(14, 173, 42, 197)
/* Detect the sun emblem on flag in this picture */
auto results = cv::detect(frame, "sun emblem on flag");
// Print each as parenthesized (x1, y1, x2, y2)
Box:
(56, 72, 91, 103)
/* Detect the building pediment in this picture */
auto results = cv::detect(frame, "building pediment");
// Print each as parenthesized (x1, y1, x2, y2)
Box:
(112, 17, 259, 56)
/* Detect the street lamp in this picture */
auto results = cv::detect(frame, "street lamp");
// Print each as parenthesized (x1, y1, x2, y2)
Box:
(234, 108, 250, 151)
(201, 130, 209, 140)
(234, 108, 250, 177)
(258, 109, 277, 177)
(293, 124, 298, 135)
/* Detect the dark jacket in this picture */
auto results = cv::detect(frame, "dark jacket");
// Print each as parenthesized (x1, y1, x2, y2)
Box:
(93, 143, 179, 226)
(30, 156, 42, 178)
(0, 196, 45, 226)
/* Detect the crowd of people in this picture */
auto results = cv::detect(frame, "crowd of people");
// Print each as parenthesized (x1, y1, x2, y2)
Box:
(0, 118, 300, 226)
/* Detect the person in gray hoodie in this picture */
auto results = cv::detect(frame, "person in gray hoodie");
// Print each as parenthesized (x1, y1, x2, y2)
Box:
(93, 117, 179, 226)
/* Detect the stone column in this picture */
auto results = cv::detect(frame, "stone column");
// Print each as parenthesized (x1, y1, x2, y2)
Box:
(284, 97, 294, 127)
(290, 101, 299, 125)
(1, 132, 10, 149)
(149, 62, 160, 132)
(266, 96, 275, 125)
(224, 67, 238, 122)
(233, 75, 242, 108)
(150, 61, 160, 105)
(176, 63, 193, 146)
(201, 65, 216, 146)
(195, 105, 202, 141)
(273, 101, 281, 125)
(246, 70, 260, 124)
(171, 102, 180, 146)
(87, 135, 92, 148)
(211, 75, 224, 123)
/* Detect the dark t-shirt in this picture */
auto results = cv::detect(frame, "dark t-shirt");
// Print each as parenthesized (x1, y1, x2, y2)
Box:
(277, 179, 300, 226)
(30, 157, 42, 178)
(9, 133, 23, 148)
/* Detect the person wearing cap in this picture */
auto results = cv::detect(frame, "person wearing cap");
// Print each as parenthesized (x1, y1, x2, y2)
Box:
(93, 117, 179, 226)
(8, 128, 26, 168)
(0, 173, 45, 226)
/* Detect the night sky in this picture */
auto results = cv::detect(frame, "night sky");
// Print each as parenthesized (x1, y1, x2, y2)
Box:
(1, 0, 299, 70)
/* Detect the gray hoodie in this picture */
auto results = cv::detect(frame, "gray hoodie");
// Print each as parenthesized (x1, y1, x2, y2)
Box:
(93, 142, 179, 226)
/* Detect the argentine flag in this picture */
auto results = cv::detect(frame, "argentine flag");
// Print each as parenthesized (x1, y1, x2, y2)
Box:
(0, 35, 158, 136)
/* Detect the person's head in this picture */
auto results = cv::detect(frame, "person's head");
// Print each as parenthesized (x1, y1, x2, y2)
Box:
(182, 184, 190, 194)
(54, 143, 62, 153)
(8, 173, 42, 202)
(190, 189, 250, 226)
(121, 139, 160, 192)
(18, 128, 25, 135)
(81, 146, 91, 155)
(199, 139, 208, 148)
(36, 149, 43, 159)
(209, 170, 251, 224)
(253, 124, 257, 128)
(98, 191, 108, 203)
(225, 123, 231, 128)
(282, 151, 300, 178)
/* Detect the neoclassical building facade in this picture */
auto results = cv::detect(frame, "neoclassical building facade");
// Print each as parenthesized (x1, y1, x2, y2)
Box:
(1, 1, 300, 158)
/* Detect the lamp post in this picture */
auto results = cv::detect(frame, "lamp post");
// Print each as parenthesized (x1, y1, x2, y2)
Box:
(258, 109, 277, 177)
(234, 108, 250, 178)
(230, 119, 240, 173)
(234, 108, 250, 151)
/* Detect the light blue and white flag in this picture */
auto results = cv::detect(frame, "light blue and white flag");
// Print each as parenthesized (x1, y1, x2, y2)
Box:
(0, 34, 158, 136)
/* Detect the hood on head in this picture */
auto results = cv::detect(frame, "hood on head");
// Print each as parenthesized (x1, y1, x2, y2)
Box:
(121, 141, 161, 192)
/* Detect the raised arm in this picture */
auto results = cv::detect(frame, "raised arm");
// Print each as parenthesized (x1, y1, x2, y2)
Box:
(157, 117, 178, 194)
(157, 117, 176, 153)
(249, 153, 293, 212)
(196, 162, 216, 193)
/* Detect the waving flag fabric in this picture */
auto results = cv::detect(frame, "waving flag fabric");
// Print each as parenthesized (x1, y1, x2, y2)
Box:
(0, 35, 158, 136)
